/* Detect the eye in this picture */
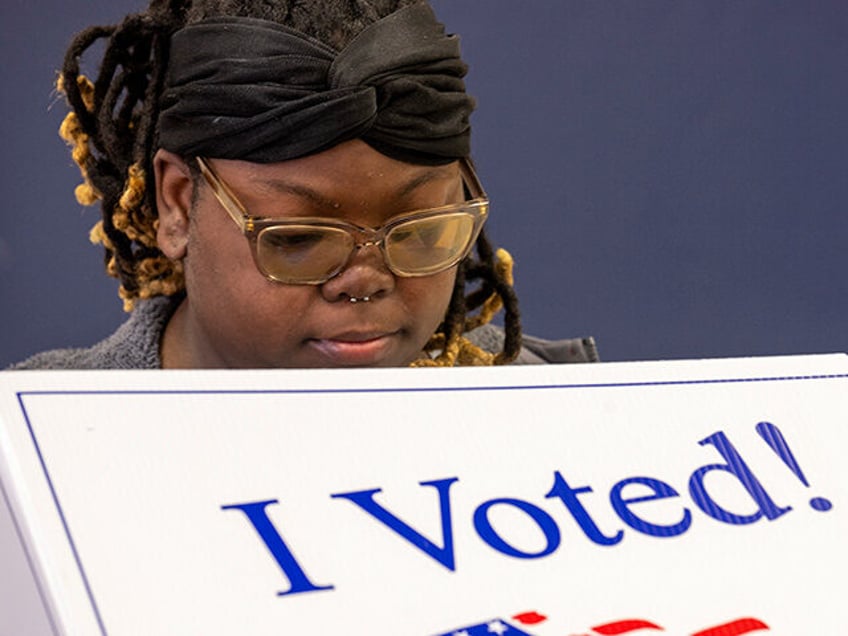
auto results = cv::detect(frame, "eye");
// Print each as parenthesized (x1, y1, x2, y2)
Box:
(390, 220, 444, 248)
(259, 229, 332, 267)
(257, 225, 354, 273)
(263, 230, 325, 251)
(390, 214, 471, 250)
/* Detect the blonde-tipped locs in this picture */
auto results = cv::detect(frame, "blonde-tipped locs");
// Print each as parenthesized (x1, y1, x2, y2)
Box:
(58, 1, 187, 310)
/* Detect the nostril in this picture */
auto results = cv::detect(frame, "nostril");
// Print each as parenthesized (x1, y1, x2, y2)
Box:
(320, 263, 395, 304)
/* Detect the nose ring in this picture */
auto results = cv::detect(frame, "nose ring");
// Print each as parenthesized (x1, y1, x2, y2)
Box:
(349, 296, 372, 303)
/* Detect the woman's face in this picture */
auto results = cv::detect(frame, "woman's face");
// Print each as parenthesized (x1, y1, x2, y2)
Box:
(154, 140, 460, 368)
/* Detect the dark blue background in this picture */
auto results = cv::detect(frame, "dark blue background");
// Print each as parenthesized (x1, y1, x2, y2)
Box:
(2, 1, 845, 367)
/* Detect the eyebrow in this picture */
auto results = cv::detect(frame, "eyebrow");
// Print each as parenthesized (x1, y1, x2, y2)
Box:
(250, 165, 458, 210)
(396, 166, 458, 198)
(250, 180, 337, 210)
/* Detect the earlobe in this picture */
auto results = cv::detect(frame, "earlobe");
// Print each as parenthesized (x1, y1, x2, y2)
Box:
(153, 148, 193, 260)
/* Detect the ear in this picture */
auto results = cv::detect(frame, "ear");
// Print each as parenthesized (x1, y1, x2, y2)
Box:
(153, 149, 194, 260)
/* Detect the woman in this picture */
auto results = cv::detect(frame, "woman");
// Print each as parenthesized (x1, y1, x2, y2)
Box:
(12, 0, 598, 369)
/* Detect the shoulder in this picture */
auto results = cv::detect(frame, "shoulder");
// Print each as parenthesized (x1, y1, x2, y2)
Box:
(465, 324, 599, 364)
(7, 295, 181, 370)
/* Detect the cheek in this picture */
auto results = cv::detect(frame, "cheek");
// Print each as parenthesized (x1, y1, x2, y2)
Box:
(405, 268, 457, 328)
(183, 218, 254, 307)
(183, 196, 282, 302)
(186, 228, 302, 317)
(181, 215, 318, 355)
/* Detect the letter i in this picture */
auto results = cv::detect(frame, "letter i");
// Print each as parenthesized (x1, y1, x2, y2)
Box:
(222, 499, 335, 597)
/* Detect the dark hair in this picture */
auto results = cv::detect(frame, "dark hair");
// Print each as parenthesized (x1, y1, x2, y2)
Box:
(58, 0, 522, 365)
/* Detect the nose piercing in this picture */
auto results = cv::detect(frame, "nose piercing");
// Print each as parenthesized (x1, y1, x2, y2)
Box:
(349, 296, 372, 303)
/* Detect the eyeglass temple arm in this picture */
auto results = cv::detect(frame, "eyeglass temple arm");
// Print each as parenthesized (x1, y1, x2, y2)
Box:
(459, 157, 487, 200)
(196, 157, 253, 232)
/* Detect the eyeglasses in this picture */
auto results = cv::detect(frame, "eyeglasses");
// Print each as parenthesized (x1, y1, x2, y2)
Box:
(195, 156, 489, 285)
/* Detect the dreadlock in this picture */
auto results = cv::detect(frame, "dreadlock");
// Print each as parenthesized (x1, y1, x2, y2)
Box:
(57, 0, 522, 366)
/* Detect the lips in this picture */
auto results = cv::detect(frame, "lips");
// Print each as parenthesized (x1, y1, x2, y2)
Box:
(307, 330, 400, 366)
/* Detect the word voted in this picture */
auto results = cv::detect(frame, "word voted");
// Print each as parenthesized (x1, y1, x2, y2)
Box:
(221, 422, 832, 597)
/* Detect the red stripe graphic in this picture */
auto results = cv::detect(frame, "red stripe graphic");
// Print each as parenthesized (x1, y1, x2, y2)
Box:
(592, 619, 664, 634)
(690, 618, 769, 636)
(512, 611, 548, 625)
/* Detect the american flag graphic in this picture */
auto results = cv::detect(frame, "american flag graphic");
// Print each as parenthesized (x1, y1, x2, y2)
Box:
(434, 617, 534, 636)
(434, 611, 770, 636)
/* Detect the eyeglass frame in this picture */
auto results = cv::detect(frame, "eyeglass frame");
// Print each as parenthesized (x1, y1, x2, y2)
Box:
(194, 155, 490, 285)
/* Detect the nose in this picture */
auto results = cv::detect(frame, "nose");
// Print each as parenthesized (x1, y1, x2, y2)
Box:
(319, 242, 396, 303)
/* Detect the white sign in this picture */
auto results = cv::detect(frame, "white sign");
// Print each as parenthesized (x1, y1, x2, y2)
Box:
(1, 355, 847, 635)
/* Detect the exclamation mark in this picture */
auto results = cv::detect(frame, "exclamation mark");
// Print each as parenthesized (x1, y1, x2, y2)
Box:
(755, 421, 832, 512)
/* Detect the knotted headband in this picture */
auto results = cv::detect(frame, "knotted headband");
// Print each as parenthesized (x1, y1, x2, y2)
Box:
(157, 4, 474, 165)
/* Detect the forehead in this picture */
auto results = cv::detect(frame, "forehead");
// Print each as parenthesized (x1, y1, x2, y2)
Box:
(209, 139, 461, 205)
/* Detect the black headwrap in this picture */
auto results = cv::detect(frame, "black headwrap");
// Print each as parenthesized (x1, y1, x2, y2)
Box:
(158, 4, 474, 165)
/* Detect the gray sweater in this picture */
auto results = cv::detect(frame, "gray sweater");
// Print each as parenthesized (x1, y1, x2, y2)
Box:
(9, 295, 598, 369)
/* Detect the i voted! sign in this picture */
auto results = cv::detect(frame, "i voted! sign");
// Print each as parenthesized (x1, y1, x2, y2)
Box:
(0, 354, 846, 635)
(222, 421, 832, 593)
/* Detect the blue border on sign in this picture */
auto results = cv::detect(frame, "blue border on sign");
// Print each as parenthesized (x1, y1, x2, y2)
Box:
(14, 372, 848, 635)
